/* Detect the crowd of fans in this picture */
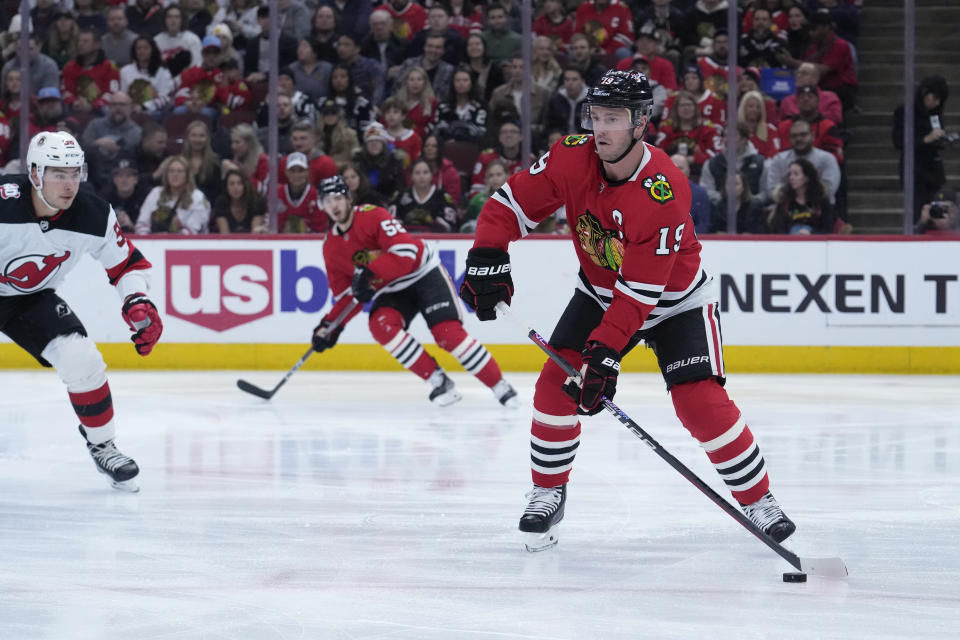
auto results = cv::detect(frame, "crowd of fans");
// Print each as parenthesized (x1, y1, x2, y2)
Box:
(0, 0, 950, 236)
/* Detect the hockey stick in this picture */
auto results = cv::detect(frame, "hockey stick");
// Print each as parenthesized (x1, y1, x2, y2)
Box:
(236, 300, 360, 400)
(495, 302, 847, 578)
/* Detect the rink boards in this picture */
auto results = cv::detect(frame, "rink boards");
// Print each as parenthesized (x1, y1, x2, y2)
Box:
(1, 235, 958, 373)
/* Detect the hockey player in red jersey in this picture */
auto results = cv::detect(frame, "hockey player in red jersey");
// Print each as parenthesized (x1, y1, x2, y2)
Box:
(311, 175, 518, 407)
(0, 132, 163, 492)
(460, 70, 795, 551)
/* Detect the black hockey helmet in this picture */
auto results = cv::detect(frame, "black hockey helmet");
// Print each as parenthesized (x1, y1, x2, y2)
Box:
(582, 69, 654, 131)
(319, 174, 349, 198)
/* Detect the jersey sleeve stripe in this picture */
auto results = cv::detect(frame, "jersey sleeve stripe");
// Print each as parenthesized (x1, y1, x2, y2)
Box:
(492, 183, 539, 237)
(656, 269, 708, 307)
(387, 244, 419, 259)
(106, 248, 151, 286)
(618, 277, 665, 293)
(615, 278, 661, 307)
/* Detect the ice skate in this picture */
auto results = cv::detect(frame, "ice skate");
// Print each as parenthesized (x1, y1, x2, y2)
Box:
(743, 491, 795, 542)
(492, 379, 520, 408)
(428, 369, 462, 406)
(79, 425, 140, 493)
(519, 484, 566, 551)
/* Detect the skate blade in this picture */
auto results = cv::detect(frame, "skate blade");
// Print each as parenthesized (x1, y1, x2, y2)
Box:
(431, 390, 463, 407)
(523, 525, 560, 552)
(499, 394, 521, 409)
(110, 478, 140, 493)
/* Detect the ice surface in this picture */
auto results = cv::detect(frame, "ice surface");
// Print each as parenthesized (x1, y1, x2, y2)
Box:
(1, 370, 958, 639)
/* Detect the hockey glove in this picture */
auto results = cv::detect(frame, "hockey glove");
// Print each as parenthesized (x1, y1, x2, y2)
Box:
(459, 247, 513, 321)
(562, 341, 620, 416)
(312, 316, 343, 353)
(351, 266, 377, 303)
(121, 293, 163, 356)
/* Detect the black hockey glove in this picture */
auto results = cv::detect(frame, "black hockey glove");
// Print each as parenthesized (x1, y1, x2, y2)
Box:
(562, 341, 620, 416)
(459, 247, 513, 321)
(351, 266, 377, 303)
(312, 316, 343, 353)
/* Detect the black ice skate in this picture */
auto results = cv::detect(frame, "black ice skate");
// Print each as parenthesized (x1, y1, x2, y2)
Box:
(492, 379, 519, 408)
(742, 491, 795, 542)
(519, 484, 566, 551)
(79, 425, 140, 493)
(428, 369, 462, 406)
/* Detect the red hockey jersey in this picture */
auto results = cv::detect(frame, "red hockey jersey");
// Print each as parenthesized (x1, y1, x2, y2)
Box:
(474, 134, 715, 352)
(574, 0, 634, 55)
(470, 148, 530, 193)
(175, 65, 223, 106)
(654, 121, 723, 166)
(61, 54, 120, 108)
(375, 1, 427, 41)
(277, 184, 327, 234)
(663, 90, 727, 126)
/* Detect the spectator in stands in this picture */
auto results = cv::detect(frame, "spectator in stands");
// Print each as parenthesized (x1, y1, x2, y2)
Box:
(392, 157, 460, 232)
(697, 29, 735, 104)
(0, 69, 21, 122)
(761, 118, 839, 205)
(491, 55, 550, 138)
(155, 5, 202, 75)
(215, 59, 252, 112)
(309, 5, 339, 63)
(174, 35, 225, 120)
(780, 11, 856, 113)
(342, 162, 387, 207)
(656, 90, 722, 170)
(624, 56, 667, 126)
(212, 24, 243, 74)
(62, 29, 121, 115)
(121, 36, 175, 114)
(212, 0, 261, 51)
(42, 8, 79, 69)
(409, 5, 464, 66)
(914, 188, 960, 236)
(667, 65, 726, 126)
(29, 0, 59, 43)
(380, 96, 422, 166)
(289, 39, 334, 103)
(699, 121, 765, 206)
(483, 4, 521, 66)
(136, 155, 212, 234)
(448, 0, 483, 40)
(767, 157, 834, 234)
(777, 85, 844, 165)
(323, 66, 374, 136)
(318, 100, 361, 166)
(531, 36, 563, 95)
(710, 170, 767, 234)
(277, 68, 318, 124)
(222, 122, 269, 188)
(894, 75, 952, 218)
(23, 87, 66, 144)
(464, 33, 505, 104)
(74, 0, 106, 35)
(353, 122, 405, 203)
(783, 4, 810, 60)
(470, 119, 530, 194)
(393, 67, 438, 140)
(277, 151, 326, 233)
(337, 32, 385, 104)
(436, 68, 488, 144)
(670, 153, 713, 234)
(180, 0, 212, 39)
(739, 7, 787, 68)
(633, 0, 684, 71)
(811, 0, 860, 47)
(282, 120, 338, 184)
(393, 34, 455, 102)
(420, 133, 462, 206)
(82, 92, 142, 179)
(213, 169, 267, 233)
(780, 61, 842, 125)
(181, 119, 222, 204)
(566, 33, 606, 88)
(255, 93, 297, 155)
(102, 7, 138, 69)
(679, 0, 730, 56)
(103, 153, 151, 233)
(362, 9, 408, 78)
(575, 0, 634, 59)
(462, 158, 508, 232)
(127, 0, 164, 39)
(1, 37, 60, 104)
(743, 0, 789, 34)
(245, 6, 298, 84)
(546, 66, 589, 136)
(534, 0, 575, 50)
(739, 89, 780, 159)
(617, 24, 678, 91)
(319, 0, 373, 42)
(376, 0, 428, 42)
(277, 0, 312, 42)
(135, 121, 168, 185)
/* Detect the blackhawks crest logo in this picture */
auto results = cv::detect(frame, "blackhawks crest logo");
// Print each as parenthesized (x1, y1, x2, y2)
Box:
(642, 173, 674, 204)
(575, 212, 623, 272)
(352, 249, 381, 266)
(561, 134, 590, 147)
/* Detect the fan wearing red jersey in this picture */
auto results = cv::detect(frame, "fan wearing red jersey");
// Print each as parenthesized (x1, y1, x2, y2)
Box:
(312, 175, 518, 408)
(460, 70, 795, 551)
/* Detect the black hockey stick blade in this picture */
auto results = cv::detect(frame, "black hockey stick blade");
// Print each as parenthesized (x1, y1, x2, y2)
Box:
(494, 302, 849, 578)
(236, 378, 276, 399)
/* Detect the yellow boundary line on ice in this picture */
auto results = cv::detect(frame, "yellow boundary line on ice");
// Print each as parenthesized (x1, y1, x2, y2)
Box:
(1, 344, 958, 374)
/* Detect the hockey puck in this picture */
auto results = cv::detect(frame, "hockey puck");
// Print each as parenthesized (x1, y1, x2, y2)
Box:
(783, 571, 807, 583)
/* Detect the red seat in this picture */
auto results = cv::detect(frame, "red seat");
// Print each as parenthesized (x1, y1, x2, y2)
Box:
(246, 82, 268, 112)
(442, 140, 480, 178)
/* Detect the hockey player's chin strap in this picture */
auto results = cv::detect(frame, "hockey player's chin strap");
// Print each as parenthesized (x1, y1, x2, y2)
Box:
(609, 135, 641, 164)
(31, 170, 59, 214)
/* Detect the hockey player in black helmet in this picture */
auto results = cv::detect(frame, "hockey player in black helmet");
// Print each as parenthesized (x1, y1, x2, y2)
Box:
(461, 68, 796, 552)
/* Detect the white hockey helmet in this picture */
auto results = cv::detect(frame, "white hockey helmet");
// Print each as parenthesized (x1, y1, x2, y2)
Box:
(27, 131, 86, 185)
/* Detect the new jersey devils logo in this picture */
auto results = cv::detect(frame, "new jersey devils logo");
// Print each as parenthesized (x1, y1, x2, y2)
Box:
(0, 252, 72, 292)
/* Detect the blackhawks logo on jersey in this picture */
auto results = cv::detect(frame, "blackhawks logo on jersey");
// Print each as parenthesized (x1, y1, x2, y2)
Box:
(575, 212, 623, 272)
(351, 248, 381, 266)
(561, 134, 590, 147)
(642, 173, 674, 204)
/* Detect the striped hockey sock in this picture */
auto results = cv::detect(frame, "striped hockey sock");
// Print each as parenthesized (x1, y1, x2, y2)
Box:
(530, 411, 581, 487)
(449, 336, 501, 387)
(69, 381, 116, 444)
(701, 415, 770, 505)
(382, 329, 438, 380)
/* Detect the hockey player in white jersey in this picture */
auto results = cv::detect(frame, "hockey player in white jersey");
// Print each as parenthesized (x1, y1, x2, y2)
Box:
(0, 131, 163, 492)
